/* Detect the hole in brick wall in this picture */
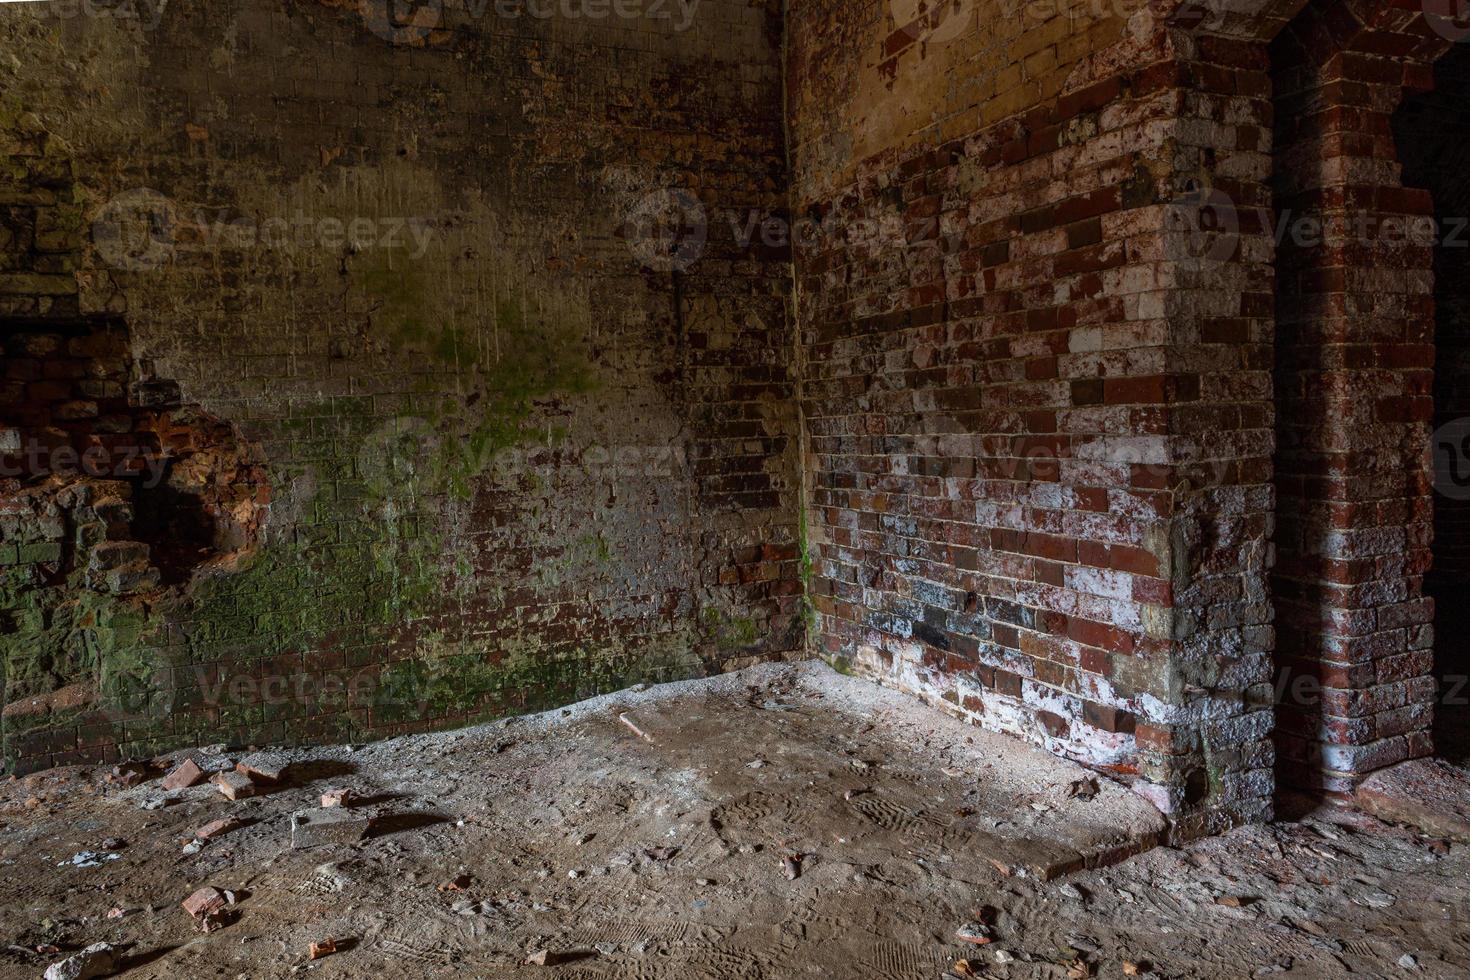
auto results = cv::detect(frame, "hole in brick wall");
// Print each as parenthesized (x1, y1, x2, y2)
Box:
(0, 319, 270, 594)
(125, 407, 271, 585)
(131, 477, 216, 584)
(1395, 43, 1470, 764)
(1183, 768, 1211, 807)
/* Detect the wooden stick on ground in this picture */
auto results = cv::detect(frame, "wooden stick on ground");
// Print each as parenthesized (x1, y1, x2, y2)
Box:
(618, 712, 654, 743)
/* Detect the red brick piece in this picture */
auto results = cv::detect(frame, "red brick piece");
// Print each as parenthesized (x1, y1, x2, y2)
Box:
(162, 759, 205, 792)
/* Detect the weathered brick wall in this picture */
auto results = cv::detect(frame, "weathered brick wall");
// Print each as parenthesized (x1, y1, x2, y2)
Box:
(1157, 17, 1283, 830)
(1, 0, 801, 773)
(6, 0, 1464, 827)
(786, 0, 1283, 832)
(1269, 0, 1450, 795)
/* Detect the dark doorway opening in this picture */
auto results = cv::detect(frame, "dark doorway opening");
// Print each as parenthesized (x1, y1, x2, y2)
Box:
(1395, 42, 1470, 765)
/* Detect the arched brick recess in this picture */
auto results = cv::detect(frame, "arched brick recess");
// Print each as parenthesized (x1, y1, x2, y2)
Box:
(1269, 0, 1454, 796)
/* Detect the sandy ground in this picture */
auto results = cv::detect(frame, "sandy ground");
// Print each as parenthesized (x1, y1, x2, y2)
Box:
(1, 663, 1467, 979)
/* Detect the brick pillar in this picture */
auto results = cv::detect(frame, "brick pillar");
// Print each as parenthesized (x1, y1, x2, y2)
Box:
(1143, 23, 1283, 835)
(1270, 0, 1451, 795)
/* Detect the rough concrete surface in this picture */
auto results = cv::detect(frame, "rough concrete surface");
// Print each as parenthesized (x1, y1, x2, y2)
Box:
(1, 664, 1467, 978)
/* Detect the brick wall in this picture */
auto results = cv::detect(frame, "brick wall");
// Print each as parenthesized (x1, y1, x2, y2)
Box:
(5, 0, 1465, 825)
(1270, 0, 1450, 795)
(1, 0, 801, 773)
(786, 0, 1284, 832)
(1159, 18, 1282, 830)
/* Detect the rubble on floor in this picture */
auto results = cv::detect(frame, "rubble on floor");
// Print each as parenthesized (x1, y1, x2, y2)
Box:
(1, 663, 1467, 978)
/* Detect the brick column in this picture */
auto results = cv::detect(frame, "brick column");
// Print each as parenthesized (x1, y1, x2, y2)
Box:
(1270, 0, 1451, 795)
(1143, 21, 1283, 835)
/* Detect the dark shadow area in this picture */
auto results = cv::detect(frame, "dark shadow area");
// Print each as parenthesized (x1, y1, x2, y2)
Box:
(1396, 42, 1470, 767)
(117, 945, 183, 973)
(366, 812, 452, 838)
(1268, 16, 1336, 805)
(130, 471, 220, 586)
(284, 760, 358, 783)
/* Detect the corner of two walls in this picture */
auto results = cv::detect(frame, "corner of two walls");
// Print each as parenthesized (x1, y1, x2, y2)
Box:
(7, 0, 1380, 840)
(783, 0, 1467, 832)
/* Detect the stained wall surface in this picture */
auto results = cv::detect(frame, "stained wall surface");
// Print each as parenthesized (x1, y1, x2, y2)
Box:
(1269, 0, 1452, 794)
(1, 0, 802, 773)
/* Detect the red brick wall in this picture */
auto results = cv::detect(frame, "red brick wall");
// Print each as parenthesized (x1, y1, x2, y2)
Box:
(786, 0, 1464, 814)
(787, 0, 1282, 832)
(1269, 0, 1451, 795)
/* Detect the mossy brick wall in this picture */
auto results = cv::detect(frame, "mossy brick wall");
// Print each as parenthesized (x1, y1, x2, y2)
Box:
(787, 0, 1288, 834)
(0, 0, 801, 773)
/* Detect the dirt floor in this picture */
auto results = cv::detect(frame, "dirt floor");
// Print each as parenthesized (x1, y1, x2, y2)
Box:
(2, 663, 1468, 979)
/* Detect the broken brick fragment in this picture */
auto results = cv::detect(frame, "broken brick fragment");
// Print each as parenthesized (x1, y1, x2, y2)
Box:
(107, 762, 149, 787)
(161, 759, 205, 791)
(320, 788, 353, 808)
(236, 752, 288, 783)
(290, 808, 370, 849)
(195, 817, 241, 840)
(213, 771, 256, 801)
(181, 886, 229, 919)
